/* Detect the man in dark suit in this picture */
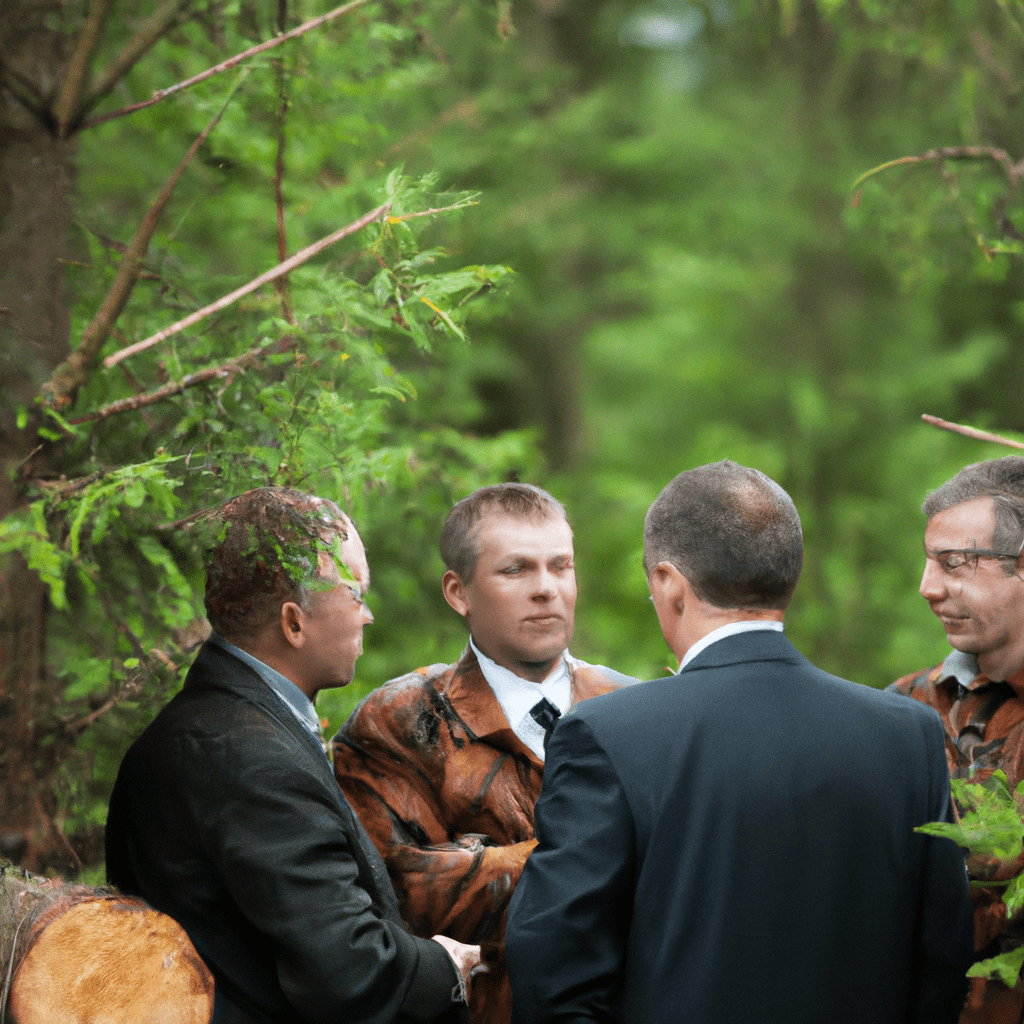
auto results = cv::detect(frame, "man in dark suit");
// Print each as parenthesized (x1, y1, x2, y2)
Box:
(505, 460, 975, 1024)
(106, 487, 480, 1024)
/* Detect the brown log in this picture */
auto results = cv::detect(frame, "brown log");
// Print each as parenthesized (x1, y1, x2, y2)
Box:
(2, 869, 213, 1024)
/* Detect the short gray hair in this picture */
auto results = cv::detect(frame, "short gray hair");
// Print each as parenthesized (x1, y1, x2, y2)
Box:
(923, 456, 1024, 570)
(643, 461, 803, 610)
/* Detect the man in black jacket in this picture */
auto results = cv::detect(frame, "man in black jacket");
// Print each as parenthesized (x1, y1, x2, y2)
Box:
(106, 487, 479, 1024)
(506, 461, 974, 1024)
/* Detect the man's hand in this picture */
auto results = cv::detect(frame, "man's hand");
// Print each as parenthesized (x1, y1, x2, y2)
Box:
(431, 934, 486, 994)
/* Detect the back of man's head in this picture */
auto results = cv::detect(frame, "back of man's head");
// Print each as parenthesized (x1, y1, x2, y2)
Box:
(643, 461, 803, 611)
(923, 456, 1024, 555)
(203, 486, 349, 643)
(440, 483, 568, 584)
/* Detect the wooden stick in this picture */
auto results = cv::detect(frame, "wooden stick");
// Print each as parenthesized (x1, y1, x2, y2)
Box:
(83, 0, 370, 129)
(40, 79, 247, 411)
(102, 203, 391, 368)
(921, 414, 1024, 450)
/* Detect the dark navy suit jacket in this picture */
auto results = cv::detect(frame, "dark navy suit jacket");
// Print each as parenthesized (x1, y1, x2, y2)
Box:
(106, 640, 464, 1024)
(506, 629, 974, 1024)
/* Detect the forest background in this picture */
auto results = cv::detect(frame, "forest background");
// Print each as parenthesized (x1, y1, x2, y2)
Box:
(3, 0, 1024, 878)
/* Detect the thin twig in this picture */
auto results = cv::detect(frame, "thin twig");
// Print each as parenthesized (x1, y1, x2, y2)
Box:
(82, 0, 370, 129)
(387, 201, 480, 223)
(40, 75, 248, 411)
(70, 342, 273, 424)
(103, 202, 391, 367)
(1, 907, 30, 1024)
(32, 472, 106, 499)
(79, 0, 193, 121)
(922, 413, 1024, 450)
(64, 678, 142, 737)
(33, 796, 81, 874)
(54, 0, 114, 136)
(272, 0, 294, 324)
(852, 146, 1024, 191)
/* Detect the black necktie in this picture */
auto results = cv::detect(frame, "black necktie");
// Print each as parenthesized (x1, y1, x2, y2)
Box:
(529, 697, 561, 750)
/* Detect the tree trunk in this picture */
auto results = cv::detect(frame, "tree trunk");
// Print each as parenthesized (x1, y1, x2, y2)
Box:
(0, 0, 76, 870)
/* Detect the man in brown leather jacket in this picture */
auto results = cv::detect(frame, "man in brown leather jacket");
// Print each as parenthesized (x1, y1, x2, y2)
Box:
(333, 484, 635, 1024)
(890, 456, 1024, 1024)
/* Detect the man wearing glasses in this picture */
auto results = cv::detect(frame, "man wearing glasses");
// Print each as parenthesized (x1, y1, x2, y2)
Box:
(891, 455, 1024, 1024)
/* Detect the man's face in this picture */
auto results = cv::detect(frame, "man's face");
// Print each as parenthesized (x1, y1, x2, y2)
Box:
(300, 522, 374, 693)
(920, 496, 1024, 681)
(445, 512, 577, 683)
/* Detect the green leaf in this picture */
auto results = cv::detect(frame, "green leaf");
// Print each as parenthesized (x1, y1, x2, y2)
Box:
(916, 773, 1024, 861)
(968, 945, 1024, 988)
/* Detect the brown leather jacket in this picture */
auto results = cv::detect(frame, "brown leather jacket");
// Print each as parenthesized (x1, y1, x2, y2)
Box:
(891, 653, 1024, 1024)
(333, 647, 633, 1024)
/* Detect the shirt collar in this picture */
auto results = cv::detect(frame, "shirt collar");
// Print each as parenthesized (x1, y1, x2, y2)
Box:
(469, 636, 574, 760)
(940, 648, 986, 690)
(680, 619, 785, 671)
(209, 632, 324, 745)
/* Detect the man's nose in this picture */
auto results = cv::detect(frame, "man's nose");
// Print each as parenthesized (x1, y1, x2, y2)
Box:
(919, 559, 946, 600)
(533, 569, 558, 598)
(362, 606, 375, 625)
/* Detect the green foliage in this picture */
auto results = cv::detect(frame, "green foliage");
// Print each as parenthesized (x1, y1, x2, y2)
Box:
(970, 945, 1024, 988)
(6, 0, 541, 857)
(918, 772, 1024, 861)
(918, 772, 1024, 985)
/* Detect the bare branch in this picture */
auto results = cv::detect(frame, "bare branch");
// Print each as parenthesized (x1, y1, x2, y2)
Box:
(32, 472, 106, 499)
(0, 62, 49, 123)
(83, 0, 371, 130)
(63, 678, 142, 738)
(921, 413, 1024, 450)
(103, 202, 392, 368)
(79, 0, 193, 120)
(53, 0, 115, 137)
(387, 200, 480, 223)
(40, 78, 248, 412)
(852, 146, 1024, 191)
(69, 342, 274, 425)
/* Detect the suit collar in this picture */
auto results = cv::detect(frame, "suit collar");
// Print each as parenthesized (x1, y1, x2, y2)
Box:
(680, 627, 801, 674)
(680, 620, 785, 670)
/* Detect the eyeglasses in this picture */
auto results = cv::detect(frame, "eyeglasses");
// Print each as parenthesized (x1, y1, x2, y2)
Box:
(926, 547, 1023, 575)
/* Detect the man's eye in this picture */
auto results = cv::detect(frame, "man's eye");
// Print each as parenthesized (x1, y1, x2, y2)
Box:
(941, 552, 968, 571)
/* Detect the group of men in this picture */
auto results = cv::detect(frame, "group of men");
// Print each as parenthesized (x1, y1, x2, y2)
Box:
(104, 455, 1024, 1024)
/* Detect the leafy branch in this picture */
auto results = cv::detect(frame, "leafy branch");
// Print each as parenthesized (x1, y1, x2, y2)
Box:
(67, 340, 279, 426)
(918, 771, 1024, 986)
(102, 201, 392, 368)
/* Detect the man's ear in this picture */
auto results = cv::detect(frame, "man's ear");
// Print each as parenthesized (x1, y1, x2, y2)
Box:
(648, 562, 688, 616)
(441, 570, 470, 618)
(280, 601, 306, 649)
